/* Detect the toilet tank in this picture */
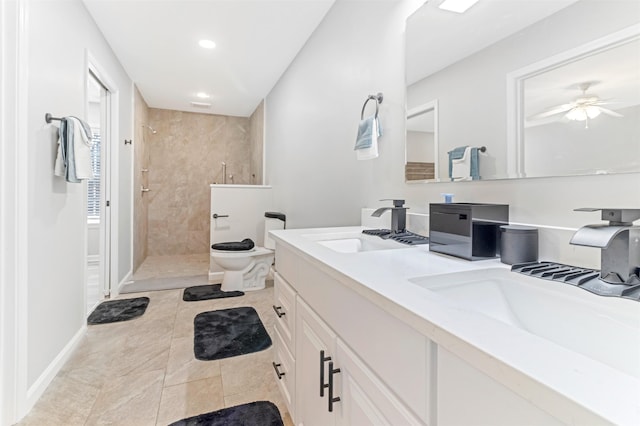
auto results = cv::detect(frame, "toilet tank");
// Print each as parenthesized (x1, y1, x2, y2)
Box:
(264, 212, 286, 249)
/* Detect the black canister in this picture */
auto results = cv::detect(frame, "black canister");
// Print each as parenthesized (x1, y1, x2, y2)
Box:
(500, 225, 538, 265)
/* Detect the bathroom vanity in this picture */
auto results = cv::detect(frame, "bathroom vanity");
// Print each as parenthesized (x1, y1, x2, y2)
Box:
(270, 227, 640, 425)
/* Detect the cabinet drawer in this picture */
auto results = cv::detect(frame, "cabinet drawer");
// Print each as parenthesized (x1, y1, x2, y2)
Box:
(274, 272, 296, 353)
(273, 325, 296, 421)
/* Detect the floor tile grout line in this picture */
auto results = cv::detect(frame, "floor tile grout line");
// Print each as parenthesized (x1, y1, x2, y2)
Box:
(154, 291, 181, 426)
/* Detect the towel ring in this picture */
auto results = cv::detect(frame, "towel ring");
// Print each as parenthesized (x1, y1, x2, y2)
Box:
(361, 92, 384, 119)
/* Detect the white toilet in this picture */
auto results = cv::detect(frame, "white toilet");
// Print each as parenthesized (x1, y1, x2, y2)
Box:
(211, 212, 285, 292)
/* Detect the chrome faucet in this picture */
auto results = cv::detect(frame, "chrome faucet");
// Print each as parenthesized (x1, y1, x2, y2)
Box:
(570, 208, 640, 284)
(371, 199, 408, 234)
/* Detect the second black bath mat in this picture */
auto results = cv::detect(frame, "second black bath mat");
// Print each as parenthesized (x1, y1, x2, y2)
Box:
(183, 284, 244, 302)
(169, 401, 283, 426)
(194, 307, 272, 361)
(87, 297, 149, 325)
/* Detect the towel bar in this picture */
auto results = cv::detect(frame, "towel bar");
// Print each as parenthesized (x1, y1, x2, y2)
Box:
(360, 92, 383, 119)
(45, 113, 63, 123)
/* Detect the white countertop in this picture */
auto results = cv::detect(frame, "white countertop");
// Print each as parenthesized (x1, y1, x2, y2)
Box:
(271, 226, 640, 425)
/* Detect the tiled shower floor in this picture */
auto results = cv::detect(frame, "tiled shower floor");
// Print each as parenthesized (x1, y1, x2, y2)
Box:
(19, 255, 292, 425)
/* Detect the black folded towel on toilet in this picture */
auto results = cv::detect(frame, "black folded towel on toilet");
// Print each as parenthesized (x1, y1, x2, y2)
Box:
(211, 238, 255, 251)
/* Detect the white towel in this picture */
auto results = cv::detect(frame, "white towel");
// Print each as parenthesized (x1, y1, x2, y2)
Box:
(54, 117, 94, 182)
(69, 117, 94, 179)
(451, 146, 472, 181)
(356, 117, 380, 160)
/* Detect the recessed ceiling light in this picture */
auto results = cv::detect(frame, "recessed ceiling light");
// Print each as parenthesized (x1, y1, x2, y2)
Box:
(190, 101, 212, 108)
(198, 39, 216, 49)
(196, 92, 210, 99)
(439, 0, 479, 14)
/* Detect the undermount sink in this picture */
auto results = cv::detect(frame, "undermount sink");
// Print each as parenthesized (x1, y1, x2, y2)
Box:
(317, 236, 404, 253)
(409, 268, 640, 379)
(302, 231, 405, 253)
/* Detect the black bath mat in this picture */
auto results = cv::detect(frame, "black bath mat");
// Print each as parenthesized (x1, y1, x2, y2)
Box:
(194, 307, 272, 361)
(87, 297, 149, 325)
(169, 401, 283, 426)
(183, 284, 244, 302)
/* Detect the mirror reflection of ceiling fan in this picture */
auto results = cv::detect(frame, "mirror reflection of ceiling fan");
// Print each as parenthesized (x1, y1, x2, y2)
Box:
(528, 81, 624, 128)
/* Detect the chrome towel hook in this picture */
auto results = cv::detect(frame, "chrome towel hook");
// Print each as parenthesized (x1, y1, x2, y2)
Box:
(360, 92, 383, 119)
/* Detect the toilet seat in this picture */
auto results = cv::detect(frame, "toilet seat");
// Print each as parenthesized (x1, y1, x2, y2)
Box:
(211, 246, 272, 257)
(211, 238, 255, 252)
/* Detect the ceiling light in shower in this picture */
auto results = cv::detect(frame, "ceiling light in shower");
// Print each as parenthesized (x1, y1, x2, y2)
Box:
(196, 92, 210, 99)
(198, 39, 216, 49)
(190, 101, 212, 108)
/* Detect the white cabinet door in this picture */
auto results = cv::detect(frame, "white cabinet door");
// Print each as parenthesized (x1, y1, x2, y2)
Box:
(437, 348, 563, 426)
(296, 298, 338, 426)
(336, 340, 424, 426)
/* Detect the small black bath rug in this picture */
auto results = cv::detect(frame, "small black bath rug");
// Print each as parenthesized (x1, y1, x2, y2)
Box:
(183, 284, 244, 302)
(194, 307, 272, 361)
(87, 297, 149, 325)
(169, 401, 283, 426)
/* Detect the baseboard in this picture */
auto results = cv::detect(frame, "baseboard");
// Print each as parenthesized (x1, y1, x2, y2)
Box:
(24, 324, 86, 413)
(113, 270, 132, 298)
(208, 271, 223, 283)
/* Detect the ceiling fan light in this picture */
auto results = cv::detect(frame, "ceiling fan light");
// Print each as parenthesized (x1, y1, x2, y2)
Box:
(566, 107, 587, 121)
(585, 106, 601, 119)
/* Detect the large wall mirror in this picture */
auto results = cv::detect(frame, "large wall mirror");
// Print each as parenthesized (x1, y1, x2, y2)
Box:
(406, 0, 640, 182)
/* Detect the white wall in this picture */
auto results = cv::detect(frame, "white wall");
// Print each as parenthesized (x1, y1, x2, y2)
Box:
(265, 0, 639, 267)
(1, 0, 134, 422)
(266, 0, 421, 228)
(406, 130, 434, 163)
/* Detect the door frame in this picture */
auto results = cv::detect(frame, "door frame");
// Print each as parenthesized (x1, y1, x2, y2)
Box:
(86, 51, 119, 299)
(0, 0, 29, 423)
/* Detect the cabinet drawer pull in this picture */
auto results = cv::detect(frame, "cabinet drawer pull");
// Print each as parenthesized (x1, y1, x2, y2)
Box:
(272, 362, 285, 380)
(272, 305, 286, 318)
(320, 350, 332, 397)
(328, 361, 341, 412)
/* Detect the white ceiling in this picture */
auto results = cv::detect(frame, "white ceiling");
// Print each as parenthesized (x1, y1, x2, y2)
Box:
(82, 0, 336, 117)
(406, 0, 580, 86)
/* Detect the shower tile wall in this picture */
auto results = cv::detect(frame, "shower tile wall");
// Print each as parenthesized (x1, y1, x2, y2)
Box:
(133, 87, 150, 271)
(249, 100, 264, 185)
(147, 109, 252, 256)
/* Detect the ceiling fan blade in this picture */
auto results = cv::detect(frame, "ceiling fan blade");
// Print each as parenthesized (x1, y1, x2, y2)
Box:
(528, 103, 573, 120)
(598, 107, 624, 117)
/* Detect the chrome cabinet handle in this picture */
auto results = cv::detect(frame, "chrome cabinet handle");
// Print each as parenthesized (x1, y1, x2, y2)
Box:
(328, 361, 341, 412)
(272, 305, 286, 318)
(272, 362, 285, 380)
(320, 350, 332, 397)
(212, 213, 229, 219)
(141, 186, 151, 193)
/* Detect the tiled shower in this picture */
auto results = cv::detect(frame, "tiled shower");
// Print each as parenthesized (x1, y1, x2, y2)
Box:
(133, 92, 264, 272)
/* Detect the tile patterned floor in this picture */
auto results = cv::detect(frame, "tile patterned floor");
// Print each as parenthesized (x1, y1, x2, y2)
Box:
(19, 255, 292, 426)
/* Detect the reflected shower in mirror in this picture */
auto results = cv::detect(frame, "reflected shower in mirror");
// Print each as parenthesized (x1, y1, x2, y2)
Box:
(406, 101, 438, 182)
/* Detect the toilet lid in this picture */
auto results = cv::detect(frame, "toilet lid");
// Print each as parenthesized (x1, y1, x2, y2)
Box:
(211, 238, 255, 252)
